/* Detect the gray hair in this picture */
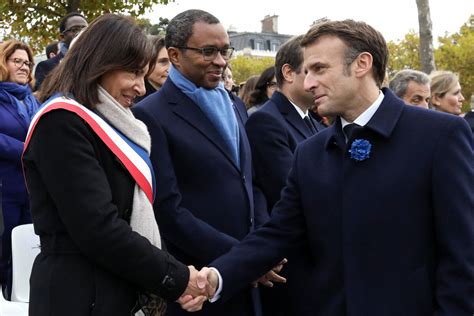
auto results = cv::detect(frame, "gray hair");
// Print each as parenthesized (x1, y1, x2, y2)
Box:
(389, 69, 430, 98)
(165, 9, 220, 48)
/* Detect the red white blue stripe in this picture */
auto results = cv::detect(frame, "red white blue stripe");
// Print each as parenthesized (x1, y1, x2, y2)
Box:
(24, 96, 155, 203)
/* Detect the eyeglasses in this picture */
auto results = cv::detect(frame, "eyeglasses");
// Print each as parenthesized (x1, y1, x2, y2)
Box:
(177, 46, 235, 61)
(8, 58, 34, 70)
(62, 25, 86, 35)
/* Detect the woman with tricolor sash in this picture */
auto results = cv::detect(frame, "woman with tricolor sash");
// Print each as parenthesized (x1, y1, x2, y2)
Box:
(23, 14, 207, 316)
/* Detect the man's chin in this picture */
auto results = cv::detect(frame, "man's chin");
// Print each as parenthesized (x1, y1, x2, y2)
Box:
(202, 81, 220, 90)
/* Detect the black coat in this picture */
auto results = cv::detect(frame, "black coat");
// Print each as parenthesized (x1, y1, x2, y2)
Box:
(23, 109, 189, 316)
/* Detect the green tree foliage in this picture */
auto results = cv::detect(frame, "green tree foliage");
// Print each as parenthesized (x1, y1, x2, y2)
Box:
(149, 17, 169, 35)
(387, 21, 474, 112)
(230, 55, 275, 85)
(387, 31, 421, 77)
(435, 23, 474, 112)
(0, 0, 173, 54)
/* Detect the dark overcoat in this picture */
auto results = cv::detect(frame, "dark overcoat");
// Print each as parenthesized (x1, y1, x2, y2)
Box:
(212, 88, 474, 316)
(133, 79, 269, 316)
(23, 109, 189, 316)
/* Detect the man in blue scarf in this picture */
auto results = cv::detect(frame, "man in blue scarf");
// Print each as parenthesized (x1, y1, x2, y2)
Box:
(133, 9, 271, 316)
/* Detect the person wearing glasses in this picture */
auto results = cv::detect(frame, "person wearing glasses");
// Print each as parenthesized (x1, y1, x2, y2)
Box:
(0, 39, 40, 297)
(34, 12, 88, 91)
(133, 9, 281, 316)
(247, 66, 277, 115)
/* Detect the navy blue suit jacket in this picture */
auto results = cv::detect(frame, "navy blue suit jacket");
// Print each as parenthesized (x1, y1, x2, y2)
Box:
(133, 79, 269, 316)
(212, 88, 474, 316)
(246, 91, 325, 210)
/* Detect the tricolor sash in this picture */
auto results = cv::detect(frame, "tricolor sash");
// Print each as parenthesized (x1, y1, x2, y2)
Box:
(24, 95, 156, 203)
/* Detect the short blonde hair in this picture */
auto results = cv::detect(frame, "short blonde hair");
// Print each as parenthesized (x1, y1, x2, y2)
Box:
(0, 40, 35, 83)
(429, 70, 459, 100)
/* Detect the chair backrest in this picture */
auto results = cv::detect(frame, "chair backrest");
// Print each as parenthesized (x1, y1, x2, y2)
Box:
(10, 224, 40, 303)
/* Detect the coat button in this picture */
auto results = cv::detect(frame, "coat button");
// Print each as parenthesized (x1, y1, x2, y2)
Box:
(242, 175, 246, 182)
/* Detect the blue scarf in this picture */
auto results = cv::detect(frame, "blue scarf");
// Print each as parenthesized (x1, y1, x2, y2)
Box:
(169, 65, 240, 165)
(0, 81, 40, 125)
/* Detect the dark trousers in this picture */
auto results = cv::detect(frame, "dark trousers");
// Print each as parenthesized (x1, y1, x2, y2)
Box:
(0, 195, 31, 298)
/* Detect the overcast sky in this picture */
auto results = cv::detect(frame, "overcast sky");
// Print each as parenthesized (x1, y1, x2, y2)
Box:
(145, 0, 473, 43)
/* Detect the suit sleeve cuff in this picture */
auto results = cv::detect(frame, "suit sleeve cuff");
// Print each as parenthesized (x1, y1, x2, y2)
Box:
(208, 267, 223, 303)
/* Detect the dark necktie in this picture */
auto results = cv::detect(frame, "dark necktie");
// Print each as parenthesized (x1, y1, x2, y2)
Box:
(304, 116, 316, 135)
(343, 123, 360, 142)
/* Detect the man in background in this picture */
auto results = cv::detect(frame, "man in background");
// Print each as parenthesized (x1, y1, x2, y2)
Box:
(389, 69, 430, 108)
(245, 34, 325, 316)
(45, 41, 58, 59)
(34, 12, 87, 91)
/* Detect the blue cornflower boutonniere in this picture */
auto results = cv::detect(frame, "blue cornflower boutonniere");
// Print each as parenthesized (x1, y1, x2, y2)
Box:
(349, 139, 372, 161)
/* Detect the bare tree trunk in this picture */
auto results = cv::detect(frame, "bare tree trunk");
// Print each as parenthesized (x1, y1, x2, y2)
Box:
(416, 0, 436, 74)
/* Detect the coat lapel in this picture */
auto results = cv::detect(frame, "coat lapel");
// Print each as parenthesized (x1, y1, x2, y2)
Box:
(165, 81, 241, 170)
(273, 92, 313, 139)
(324, 88, 405, 151)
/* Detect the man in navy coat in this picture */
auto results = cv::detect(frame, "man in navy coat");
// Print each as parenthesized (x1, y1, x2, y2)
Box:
(133, 9, 270, 316)
(245, 35, 324, 316)
(246, 35, 325, 212)
(199, 19, 474, 316)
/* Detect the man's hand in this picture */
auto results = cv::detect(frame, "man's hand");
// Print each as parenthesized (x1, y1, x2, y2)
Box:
(252, 258, 287, 288)
(177, 266, 209, 312)
(196, 267, 219, 299)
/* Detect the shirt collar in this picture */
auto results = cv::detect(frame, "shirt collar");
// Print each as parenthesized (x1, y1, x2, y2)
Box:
(288, 99, 309, 119)
(341, 90, 384, 128)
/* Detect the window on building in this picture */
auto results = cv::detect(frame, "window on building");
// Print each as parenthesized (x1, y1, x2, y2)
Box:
(271, 42, 279, 52)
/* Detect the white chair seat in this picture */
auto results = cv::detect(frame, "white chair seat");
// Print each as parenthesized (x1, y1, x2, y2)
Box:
(0, 224, 40, 315)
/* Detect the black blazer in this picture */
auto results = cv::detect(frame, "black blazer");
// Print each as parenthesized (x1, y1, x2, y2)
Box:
(23, 109, 189, 316)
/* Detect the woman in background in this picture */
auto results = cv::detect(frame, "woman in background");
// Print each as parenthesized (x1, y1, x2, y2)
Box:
(0, 40, 39, 296)
(238, 74, 259, 109)
(247, 66, 276, 115)
(429, 70, 465, 115)
(135, 35, 170, 103)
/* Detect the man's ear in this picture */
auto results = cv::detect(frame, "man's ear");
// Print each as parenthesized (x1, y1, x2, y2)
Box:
(168, 47, 181, 67)
(281, 64, 294, 84)
(354, 52, 373, 78)
(59, 34, 65, 41)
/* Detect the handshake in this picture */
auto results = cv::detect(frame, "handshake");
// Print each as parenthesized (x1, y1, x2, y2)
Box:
(177, 259, 287, 312)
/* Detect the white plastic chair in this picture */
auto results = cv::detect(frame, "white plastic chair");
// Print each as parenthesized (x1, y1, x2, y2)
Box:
(0, 224, 40, 315)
